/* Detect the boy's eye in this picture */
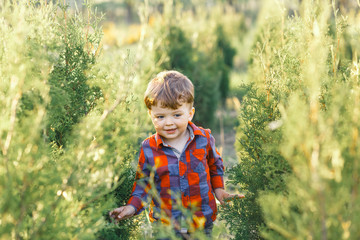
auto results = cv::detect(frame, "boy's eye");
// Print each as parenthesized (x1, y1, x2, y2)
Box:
(156, 116, 164, 119)
(174, 114, 182, 117)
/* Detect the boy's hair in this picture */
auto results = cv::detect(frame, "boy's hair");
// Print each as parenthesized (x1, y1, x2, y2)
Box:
(144, 70, 194, 109)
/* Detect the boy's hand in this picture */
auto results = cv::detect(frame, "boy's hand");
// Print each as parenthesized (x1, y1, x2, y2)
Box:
(109, 205, 136, 222)
(214, 188, 245, 205)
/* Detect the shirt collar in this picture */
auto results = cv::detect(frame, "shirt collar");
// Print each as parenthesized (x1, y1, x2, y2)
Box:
(189, 121, 206, 137)
(154, 121, 205, 148)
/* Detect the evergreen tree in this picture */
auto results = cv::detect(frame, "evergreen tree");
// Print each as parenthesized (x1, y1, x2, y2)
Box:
(0, 1, 143, 239)
(220, 0, 296, 238)
(154, 23, 221, 128)
(259, 1, 360, 239)
(222, 0, 360, 239)
(151, 1, 241, 128)
(215, 24, 236, 106)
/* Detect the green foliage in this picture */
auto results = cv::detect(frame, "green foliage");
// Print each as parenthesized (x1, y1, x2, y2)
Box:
(1, 2, 59, 238)
(154, 13, 236, 128)
(258, 1, 360, 239)
(215, 24, 236, 105)
(46, 3, 103, 147)
(154, 23, 220, 128)
(96, 163, 142, 240)
(0, 1, 144, 239)
(221, 83, 290, 239)
(86, 47, 152, 240)
(260, 79, 360, 239)
(156, 25, 194, 72)
(223, 0, 360, 239)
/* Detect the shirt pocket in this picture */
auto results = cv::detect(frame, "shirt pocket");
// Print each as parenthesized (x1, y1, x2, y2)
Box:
(190, 149, 207, 173)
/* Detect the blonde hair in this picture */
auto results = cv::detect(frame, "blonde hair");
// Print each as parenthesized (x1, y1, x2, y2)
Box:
(144, 70, 194, 109)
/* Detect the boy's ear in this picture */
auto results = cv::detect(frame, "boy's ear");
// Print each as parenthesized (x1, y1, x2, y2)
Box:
(148, 109, 152, 117)
(188, 107, 195, 121)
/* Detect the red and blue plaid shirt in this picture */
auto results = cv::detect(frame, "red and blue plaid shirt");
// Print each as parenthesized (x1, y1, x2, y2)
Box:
(127, 122, 224, 228)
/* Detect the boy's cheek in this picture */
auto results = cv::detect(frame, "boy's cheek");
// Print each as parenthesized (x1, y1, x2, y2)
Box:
(153, 123, 162, 131)
(151, 119, 158, 126)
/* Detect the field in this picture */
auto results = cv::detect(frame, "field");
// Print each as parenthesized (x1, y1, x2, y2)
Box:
(1, 0, 360, 239)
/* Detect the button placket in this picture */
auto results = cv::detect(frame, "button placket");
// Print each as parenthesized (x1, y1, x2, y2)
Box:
(179, 155, 187, 193)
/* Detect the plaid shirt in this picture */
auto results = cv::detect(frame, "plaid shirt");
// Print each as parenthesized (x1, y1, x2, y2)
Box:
(127, 122, 224, 228)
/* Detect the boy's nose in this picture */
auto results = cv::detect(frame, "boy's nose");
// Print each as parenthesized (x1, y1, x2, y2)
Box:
(164, 117, 173, 125)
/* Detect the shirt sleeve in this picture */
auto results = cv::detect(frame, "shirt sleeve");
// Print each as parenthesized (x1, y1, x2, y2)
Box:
(127, 145, 152, 215)
(207, 131, 225, 189)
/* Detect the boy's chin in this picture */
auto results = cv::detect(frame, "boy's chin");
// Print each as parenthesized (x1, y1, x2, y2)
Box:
(160, 132, 179, 140)
(161, 134, 176, 139)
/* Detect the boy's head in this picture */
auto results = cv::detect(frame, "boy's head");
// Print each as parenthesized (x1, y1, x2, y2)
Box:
(145, 70, 195, 142)
(144, 70, 194, 110)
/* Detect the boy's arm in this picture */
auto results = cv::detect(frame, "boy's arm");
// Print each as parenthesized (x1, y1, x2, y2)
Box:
(110, 145, 152, 221)
(214, 188, 245, 205)
(207, 131, 245, 204)
(126, 145, 152, 213)
(109, 205, 136, 222)
(207, 131, 225, 190)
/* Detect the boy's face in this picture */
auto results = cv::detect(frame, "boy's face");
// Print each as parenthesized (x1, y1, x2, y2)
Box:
(148, 102, 195, 143)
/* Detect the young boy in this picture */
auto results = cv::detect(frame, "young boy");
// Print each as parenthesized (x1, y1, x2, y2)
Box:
(109, 70, 243, 237)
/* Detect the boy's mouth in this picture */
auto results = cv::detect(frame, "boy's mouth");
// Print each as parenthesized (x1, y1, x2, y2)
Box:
(165, 129, 176, 134)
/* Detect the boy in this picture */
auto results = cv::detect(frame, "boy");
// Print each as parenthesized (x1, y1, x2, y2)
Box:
(109, 70, 244, 238)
